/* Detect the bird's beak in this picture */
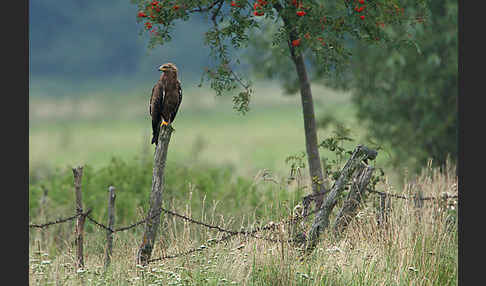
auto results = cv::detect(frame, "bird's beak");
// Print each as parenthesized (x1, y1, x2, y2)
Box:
(158, 65, 165, 72)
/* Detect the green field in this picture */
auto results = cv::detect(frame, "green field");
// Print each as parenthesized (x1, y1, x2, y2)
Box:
(29, 82, 377, 180)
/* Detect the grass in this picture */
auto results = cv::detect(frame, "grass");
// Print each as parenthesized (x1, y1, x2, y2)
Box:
(28, 159, 458, 285)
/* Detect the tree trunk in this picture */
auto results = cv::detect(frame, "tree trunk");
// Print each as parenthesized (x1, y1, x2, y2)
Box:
(137, 125, 173, 265)
(289, 43, 327, 208)
(272, 4, 327, 207)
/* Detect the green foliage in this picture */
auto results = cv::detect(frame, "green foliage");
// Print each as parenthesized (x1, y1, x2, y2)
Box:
(132, 0, 427, 106)
(29, 154, 302, 227)
(344, 0, 457, 171)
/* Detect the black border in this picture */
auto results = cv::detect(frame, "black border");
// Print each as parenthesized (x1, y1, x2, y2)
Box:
(9, 0, 29, 283)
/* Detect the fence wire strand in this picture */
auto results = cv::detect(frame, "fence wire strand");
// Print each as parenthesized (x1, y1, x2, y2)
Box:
(29, 187, 458, 263)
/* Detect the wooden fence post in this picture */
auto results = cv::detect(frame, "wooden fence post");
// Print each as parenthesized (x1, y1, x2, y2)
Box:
(332, 165, 375, 235)
(305, 145, 377, 253)
(137, 125, 174, 265)
(378, 193, 387, 227)
(39, 186, 49, 249)
(104, 186, 116, 269)
(72, 166, 87, 269)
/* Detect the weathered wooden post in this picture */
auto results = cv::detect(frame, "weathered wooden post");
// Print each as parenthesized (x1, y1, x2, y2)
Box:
(305, 145, 377, 253)
(137, 125, 174, 265)
(104, 186, 116, 269)
(332, 165, 375, 235)
(39, 186, 49, 249)
(72, 166, 87, 269)
(377, 192, 387, 227)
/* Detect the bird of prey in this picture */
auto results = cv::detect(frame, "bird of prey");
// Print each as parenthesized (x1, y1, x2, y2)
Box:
(149, 63, 182, 145)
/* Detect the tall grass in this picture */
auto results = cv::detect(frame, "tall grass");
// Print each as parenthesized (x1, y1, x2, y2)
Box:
(29, 159, 457, 285)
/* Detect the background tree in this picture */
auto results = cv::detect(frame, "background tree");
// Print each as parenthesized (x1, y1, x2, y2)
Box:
(343, 0, 457, 172)
(131, 0, 428, 201)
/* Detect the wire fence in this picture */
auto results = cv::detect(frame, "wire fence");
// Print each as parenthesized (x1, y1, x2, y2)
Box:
(29, 184, 458, 267)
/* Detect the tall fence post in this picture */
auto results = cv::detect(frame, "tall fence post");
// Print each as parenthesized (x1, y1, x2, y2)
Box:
(72, 166, 86, 269)
(137, 125, 174, 265)
(104, 186, 116, 269)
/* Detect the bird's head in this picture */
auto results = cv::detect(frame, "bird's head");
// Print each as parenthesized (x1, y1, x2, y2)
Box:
(158, 63, 178, 74)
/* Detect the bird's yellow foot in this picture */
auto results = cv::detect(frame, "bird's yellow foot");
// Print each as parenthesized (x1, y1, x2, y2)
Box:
(161, 121, 169, 127)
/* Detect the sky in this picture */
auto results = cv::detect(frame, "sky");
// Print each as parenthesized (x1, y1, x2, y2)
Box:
(29, 0, 218, 97)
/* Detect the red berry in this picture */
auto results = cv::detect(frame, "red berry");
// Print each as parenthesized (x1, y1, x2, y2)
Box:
(358, 0, 365, 4)
(296, 11, 306, 16)
(253, 11, 264, 16)
(173, 5, 179, 10)
(291, 38, 301, 47)
(360, 15, 365, 20)
(138, 11, 147, 17)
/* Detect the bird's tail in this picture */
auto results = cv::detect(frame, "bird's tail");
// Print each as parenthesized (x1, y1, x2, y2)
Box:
(151, 131, 159, 145)
(151, 124, 160, 146)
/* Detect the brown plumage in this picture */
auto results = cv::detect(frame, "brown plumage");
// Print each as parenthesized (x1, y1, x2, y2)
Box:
(149, 63, 182, 145)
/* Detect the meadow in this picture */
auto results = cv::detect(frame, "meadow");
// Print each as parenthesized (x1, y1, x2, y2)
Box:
(28, 82, 457, 285)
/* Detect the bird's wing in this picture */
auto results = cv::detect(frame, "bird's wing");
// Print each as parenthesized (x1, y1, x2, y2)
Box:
(149, 86, 155, 116)
(171, 80, 183, 122)
(150, 82, 165, 118)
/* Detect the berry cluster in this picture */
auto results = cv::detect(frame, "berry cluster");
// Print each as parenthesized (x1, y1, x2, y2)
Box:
(137, 0, 181, 33)
(253, 0, 267, 16)
(354, 0, 366, 20)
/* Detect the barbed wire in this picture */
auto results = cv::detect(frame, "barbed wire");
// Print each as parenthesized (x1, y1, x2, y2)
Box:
(29, 209, 92, 229)
(367, 189, 458, 201)
(147, 232, 238, 263)
(29, 213, 80, 229)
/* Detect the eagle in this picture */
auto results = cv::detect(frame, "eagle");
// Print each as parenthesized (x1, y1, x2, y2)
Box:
(149, 63, 182, 145)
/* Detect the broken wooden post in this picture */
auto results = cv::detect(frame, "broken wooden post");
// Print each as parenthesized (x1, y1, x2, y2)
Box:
(72, 166, 87, 269)
(137, 125, 174, 265)
(332, 165, 375, 235)
(377, 192, 387, 227)
(305, 145, 377, 253)
(413, 189, 424, 223)
(104, 186, 116, 269)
